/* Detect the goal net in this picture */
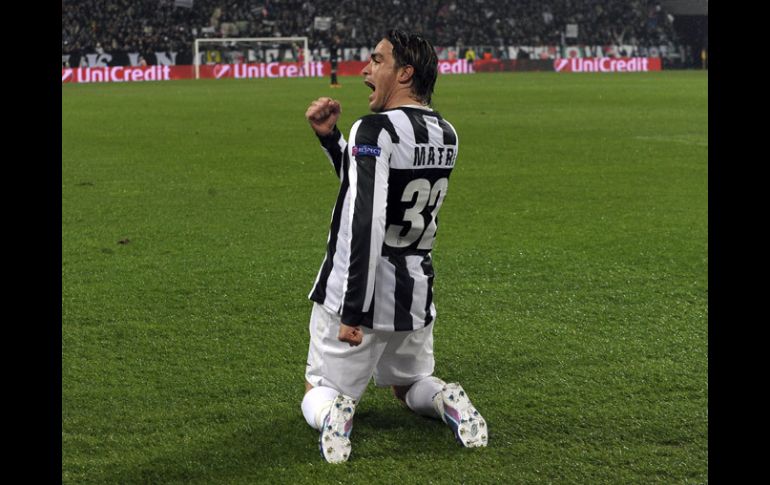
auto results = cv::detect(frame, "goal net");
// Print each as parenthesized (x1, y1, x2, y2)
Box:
(193, 37, 312, 79)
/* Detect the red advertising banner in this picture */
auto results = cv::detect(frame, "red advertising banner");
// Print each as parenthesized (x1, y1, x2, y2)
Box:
(60, 63, 323, 84)
(62, 60, 479, 84)
(62, 65, 190, 83)
(553, 57, 661, 72)
(471, 59, 553, 72)
(200, 62, 324, 79)
(337, 61, 367, 76)
(335, 59, 475, 76)
(61, 58, 662, 84)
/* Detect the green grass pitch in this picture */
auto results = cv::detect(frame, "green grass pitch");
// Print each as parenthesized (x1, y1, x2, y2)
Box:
(62, 70, 707, 484)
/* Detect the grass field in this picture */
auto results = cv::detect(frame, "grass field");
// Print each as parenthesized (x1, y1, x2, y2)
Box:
(62, 70, 708, 484)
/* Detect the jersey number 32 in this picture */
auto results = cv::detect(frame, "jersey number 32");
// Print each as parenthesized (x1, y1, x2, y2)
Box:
(385, 177, 448, 250)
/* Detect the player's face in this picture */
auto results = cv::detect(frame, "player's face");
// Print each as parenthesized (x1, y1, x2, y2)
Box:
(362, 39, 402, 113)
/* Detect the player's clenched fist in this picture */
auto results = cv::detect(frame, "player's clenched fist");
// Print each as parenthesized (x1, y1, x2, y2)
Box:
(306, 97, 341, 137)
(338, 323, 363, 347)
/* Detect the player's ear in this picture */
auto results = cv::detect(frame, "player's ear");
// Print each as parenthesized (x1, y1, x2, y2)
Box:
(398, 65, 414, 84)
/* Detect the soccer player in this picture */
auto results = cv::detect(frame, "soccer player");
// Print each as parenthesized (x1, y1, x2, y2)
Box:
(329, 34, 342, 87)
(301, 29, 488, 464)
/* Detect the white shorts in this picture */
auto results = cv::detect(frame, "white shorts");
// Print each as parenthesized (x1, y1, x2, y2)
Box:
(305, 302, 435, 401)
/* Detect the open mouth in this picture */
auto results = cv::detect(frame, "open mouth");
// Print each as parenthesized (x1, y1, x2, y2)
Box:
(364, 80, 375, 100)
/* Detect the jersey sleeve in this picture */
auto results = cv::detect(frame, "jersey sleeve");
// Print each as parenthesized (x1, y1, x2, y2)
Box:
(340, 116, 395, 326)
(316, 126, 346, 178)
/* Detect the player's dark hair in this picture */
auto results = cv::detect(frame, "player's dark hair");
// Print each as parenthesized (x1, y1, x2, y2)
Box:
(385, 29, 438, 105)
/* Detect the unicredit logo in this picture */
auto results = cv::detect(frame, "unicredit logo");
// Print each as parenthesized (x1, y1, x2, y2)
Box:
(554, 59, 569, 72)
(228, 62, 324, 78)
(554, 57, 652, 73)
(62, 66, 172, 83)
(214, 64, 231, 79)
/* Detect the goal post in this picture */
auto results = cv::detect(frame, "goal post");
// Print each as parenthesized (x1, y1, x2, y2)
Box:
(193, 36, 310, 79)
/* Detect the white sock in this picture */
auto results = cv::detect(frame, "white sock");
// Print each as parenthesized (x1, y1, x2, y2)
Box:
(405, 376, 446, 419)
(301, 386, 340, 430)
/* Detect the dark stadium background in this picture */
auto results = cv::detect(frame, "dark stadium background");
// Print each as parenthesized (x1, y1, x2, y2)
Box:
(62, 0, 708, 71)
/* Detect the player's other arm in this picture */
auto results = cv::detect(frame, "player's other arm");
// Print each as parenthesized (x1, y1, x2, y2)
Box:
(339, 117, 393, 345)
(306, 97, 345, 178)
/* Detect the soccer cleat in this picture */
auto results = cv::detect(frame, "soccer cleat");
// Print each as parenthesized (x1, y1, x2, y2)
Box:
(319, 394, 356, 463)
(434, 383, 488, 447)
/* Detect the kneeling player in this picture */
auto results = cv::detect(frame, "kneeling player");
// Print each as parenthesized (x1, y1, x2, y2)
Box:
(301, 30, 488, 463)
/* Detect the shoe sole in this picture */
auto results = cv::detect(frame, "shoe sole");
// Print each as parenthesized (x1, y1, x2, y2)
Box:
(440, 383, 488, 447)
(319, 395, 356, 463)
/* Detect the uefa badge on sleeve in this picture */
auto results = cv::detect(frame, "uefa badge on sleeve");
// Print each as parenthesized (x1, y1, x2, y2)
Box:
(352, 145, 381, 157)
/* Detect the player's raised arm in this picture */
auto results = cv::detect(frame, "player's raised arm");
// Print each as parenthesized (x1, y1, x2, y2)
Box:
(306, 97, 346, 177)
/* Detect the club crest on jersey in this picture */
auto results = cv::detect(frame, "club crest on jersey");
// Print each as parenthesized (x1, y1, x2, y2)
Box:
(352, 144, 381, 157)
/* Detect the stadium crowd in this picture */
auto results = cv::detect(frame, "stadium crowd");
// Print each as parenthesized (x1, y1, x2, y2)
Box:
(62, 0, 679, 61)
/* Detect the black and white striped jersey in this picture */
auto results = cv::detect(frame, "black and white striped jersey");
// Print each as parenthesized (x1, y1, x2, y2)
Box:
(309, 105, 458, 332)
